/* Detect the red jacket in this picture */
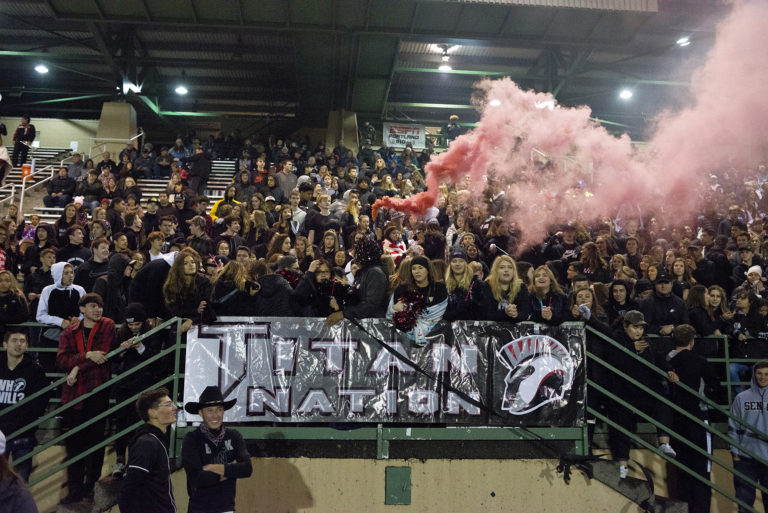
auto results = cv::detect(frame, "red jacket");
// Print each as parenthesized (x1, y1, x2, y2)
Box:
(56, 317, 117, 409)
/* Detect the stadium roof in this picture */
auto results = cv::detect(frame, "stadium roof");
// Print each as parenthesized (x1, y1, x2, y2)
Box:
(0, 0, 729, 138)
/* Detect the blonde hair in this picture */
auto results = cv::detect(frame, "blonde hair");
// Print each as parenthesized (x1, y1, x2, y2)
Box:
(486, 255, 523, 303)
(445, 257, 473, 294)
(529, 265, 565, 299)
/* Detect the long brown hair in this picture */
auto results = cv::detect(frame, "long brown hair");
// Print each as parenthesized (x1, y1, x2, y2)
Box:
(212, 261, 248, 292)
(162, 248, 201, 309)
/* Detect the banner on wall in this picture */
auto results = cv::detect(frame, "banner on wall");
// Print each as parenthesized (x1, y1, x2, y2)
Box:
(382, 122, 426, 148)
(183, 318, 585, 426)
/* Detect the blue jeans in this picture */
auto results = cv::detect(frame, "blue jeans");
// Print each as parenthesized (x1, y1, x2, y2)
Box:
(730, 363, 752, 395)
(734, 458, 768, 513)
(5, 435, 36, 482)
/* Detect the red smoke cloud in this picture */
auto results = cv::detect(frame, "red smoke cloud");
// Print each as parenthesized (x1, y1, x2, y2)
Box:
(375, 1, 768, 246)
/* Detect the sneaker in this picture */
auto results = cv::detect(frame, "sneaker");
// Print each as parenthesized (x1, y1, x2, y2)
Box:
(112, 461, 126, 479)
(619, 465, 629, 479)
(658, 443, 677, 458)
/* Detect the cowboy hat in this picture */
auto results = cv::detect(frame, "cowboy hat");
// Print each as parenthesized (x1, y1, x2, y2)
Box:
(184, 386, 237, 415)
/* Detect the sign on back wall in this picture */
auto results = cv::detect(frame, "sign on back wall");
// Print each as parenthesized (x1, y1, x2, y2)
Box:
(383, 122, 426, 149)
(183, 318, 585, 426)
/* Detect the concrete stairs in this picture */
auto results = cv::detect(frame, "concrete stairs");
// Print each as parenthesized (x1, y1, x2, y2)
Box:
(591, 459, 688, 513)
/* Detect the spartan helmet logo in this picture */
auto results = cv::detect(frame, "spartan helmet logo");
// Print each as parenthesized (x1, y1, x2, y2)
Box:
(498, 335, 574, 415)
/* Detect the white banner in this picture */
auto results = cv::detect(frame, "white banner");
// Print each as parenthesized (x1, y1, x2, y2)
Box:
(383, 122, 426, 149)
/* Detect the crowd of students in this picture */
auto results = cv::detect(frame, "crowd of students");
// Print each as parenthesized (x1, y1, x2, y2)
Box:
(0, 130, 767, 509)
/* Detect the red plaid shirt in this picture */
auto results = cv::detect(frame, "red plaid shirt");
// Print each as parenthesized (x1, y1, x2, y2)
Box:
(56, 318, 117, 409)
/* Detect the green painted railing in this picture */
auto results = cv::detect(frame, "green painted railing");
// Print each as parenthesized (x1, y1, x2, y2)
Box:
(586, 325, 766, 513)
(0, 317, 184, 487)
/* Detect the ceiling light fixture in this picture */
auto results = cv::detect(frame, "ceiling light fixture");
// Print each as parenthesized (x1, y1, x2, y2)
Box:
(676, 36, 691, 47)
(437, 44, 453, 72)
(175, 85, 188, 95)
(35, 64, 49, 74)
(619, 89, 633, 100)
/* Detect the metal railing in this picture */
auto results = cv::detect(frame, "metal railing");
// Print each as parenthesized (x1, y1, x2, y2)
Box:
(88, 132, 144, 160)
(0, 317, 184, 487)
(585, 325, 767, 513)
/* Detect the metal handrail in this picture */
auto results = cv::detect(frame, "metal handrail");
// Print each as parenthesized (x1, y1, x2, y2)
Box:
(589, 407, 759, 513)
(88, 131, 144, 160)
(586, 326, 768, 511)
(0, 317, 181, 423)
(0, 317, 183, 491)
(586, 326, 766, 438)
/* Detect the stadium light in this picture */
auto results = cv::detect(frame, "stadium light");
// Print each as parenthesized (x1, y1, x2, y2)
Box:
(619, 89, 633, 100)
(35, 64, 49, 74)
(175, 85, 188, 95)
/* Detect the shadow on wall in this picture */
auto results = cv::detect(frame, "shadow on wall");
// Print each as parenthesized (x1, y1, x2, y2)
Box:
(240, 459, 313, 513)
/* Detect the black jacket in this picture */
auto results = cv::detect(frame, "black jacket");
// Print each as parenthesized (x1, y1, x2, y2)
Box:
(444, 277, 485, 321)
(252, 274, 295, 316)
(476, 281, 530, 322)
(56, 243, 91, 271)
(183, 152, 212, 180)
(639, 292, 690, 335)
(46, 175, 75, 196)
(528, 291, 570, 325)
(0, 292, 29, 335)
(342, 265, 389, 319)
(118, 423, 176, 513)
(129, 257, 173, 319)
(182, 427, 252, 513)
(74, 257, 109, 292)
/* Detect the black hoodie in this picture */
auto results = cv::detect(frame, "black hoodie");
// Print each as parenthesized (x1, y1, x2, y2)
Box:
(93, 254, 131, 322)
(118, 423, 176, 513)
(0, 353, 49, 439)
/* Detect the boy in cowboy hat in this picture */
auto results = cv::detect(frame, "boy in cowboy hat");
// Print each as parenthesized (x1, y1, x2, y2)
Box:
(182, 386, 252, 513)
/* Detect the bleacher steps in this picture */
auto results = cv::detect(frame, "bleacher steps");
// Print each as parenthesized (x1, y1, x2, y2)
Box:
(591, 460, 688, 513)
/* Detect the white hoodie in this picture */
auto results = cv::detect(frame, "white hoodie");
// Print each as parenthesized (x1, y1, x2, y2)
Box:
(36, 261, 86, 327)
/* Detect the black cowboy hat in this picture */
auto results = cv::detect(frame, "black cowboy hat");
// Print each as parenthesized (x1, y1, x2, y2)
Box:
(184, 386, 236, 415)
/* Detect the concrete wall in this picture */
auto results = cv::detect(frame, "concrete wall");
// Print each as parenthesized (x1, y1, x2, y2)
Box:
(0, 116, 98, 155)
(28, 447, 760, 513)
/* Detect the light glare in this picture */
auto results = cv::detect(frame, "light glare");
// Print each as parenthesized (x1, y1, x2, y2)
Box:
(489, 99, 501, 107)
(175, 85, 188, 95)
(619, 89, 633, 100)
(35, 64, 49, 74)
(438, 64, 452, 72)
(676, 37, 690, 47)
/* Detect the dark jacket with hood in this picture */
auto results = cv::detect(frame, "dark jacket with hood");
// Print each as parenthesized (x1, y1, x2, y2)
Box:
(118, 423, 176, 513)
(93, 254, 132, 322)
(129, 253, 175, 319)
(21, 223, 55, 275)
(252, 274, 295, 316)
(74, 255, 109, 292)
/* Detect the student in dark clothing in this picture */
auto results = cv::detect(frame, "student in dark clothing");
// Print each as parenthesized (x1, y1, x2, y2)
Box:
(110, 304, 161, 480)
(74, 237, 110, 292)
(528, 265, 570, 325)
(444, 249, 484, 321)
(667, 324, 720, 513)
(93, 254, 134, 323)
(210, 261, 257, 317)
(0, 271, 29, 340)
(0, 329, 49, 482)
(476, 255, 530, 322)
(182, 386, 252, 513)
(118, 388, 178, 513)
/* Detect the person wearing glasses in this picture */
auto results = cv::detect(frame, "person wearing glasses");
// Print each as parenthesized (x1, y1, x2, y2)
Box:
(118, 388, 178, 513)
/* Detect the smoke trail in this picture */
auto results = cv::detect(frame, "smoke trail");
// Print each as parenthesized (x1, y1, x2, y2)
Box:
(375, 1, 768, 246)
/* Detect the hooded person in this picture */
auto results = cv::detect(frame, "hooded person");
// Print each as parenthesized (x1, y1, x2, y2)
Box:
(128, 251, 178, 321)
(36, 262, 85, 351)
(93, 253, 134, 323)
(729, 361, 768, 512)
(182, 386, 252, 513)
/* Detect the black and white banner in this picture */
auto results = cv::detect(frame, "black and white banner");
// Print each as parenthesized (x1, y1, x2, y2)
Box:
(183, 318, 585, 426)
